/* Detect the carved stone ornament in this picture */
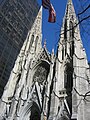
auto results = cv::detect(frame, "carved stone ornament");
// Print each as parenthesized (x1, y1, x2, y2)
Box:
(32, 49, 51, 68)
(33, 66, 48, 84)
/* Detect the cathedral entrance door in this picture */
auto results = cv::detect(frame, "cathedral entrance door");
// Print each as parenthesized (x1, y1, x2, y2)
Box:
(30, 102, 41, 120)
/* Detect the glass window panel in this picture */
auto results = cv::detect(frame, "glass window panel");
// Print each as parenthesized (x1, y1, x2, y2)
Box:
(10, 16, 15, 24)
(0, 58, 6, 70)
(0, 79, 5, 86)
(0, 37, 7, 52)
(0, 29, 3, 37)
(1, 0, 10, 15)
(2, 34, 7, 43)
(8, 39, 12, 46)
(35, 36, 39, 51)
(1, 18, 8, 29)
(0, 13, 3, 22)
(29, 34, 34, 50)
(8, 5, 14, 13)
(0, 0, 3, 5)
(6, 12, 12, 20)
(22, 27, 28, 39)
(0, 43, 4, 51)
(5, 27, 11, 35)
(0, 49, 3, 55)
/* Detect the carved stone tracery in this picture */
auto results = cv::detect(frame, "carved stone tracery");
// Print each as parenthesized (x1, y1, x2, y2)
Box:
(32, 49, 51, 68)
(33, 66, 48, 84)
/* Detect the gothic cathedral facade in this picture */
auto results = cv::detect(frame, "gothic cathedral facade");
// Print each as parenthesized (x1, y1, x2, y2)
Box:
(0, 0, 90, 120)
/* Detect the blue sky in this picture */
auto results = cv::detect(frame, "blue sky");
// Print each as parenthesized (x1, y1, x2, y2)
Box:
(37, 0, 90, 62)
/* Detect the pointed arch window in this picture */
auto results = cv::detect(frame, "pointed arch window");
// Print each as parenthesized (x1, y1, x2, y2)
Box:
(29, 34, 34, 49)
(70, 21, 74, 38)
(70, 44, 72, 57)
(64, 66, 73, 92)
(62, 46, 64, 60)
(65, 43, 67, 56)
(70, 41, 74, 57)
(64, 19, 67, 40)
(72, 40, 74, 55)
(35, 36, 39, 52)
(69, 21, 75, 56)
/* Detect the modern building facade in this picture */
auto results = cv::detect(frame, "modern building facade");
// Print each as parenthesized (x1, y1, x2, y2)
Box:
(0, 0, 90, 120)
(0, 0, 39, 97)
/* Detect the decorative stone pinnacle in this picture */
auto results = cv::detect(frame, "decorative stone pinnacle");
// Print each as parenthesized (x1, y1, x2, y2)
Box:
(68, 0, 72, 3)
(43, 39, 46, 48)
(52, 48, 54, 54)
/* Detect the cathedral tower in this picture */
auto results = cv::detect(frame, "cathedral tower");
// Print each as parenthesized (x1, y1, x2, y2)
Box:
(54, 0, 90, 120)
(0, 6, 44, 120)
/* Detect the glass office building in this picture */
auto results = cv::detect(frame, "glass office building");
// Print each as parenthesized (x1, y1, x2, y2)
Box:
(0, 0, 39, 97)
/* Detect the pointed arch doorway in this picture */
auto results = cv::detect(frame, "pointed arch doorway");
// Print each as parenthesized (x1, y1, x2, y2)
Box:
(30, 102, 41, 120)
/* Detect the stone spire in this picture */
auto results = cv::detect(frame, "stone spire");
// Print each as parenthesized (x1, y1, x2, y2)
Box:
(68, 0, 72, 4)
(57, 0, 77, 59)
(62, 0, 76, 27)
(66, 0, 76, 17)
(55, 1, 90, 120)
(31, 6, 42, 35)
(30, 6, 43, 54)
(0, 6, 43, 120)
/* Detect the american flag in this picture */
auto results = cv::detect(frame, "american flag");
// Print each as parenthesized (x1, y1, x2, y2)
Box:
(48, 4, 56, 23)
(42, 0, 51, 9)
(42, 0, 56, 23)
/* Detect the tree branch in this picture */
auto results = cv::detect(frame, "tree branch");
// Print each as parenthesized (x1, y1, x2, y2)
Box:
(60, 15, 90, 36)
(78, 4, 90, 15)
(74, 88, 90, 102)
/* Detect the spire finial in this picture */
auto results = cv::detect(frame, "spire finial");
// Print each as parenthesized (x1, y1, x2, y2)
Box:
(43, 39, 46, 48)
(52, 48, 54, 54)
(31, 6, 42, 34)
(68, 0, 73, 5)
(68, 0, 72, 3)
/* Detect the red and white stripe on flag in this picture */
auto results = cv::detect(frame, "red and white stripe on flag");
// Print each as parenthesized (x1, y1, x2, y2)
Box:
(48, 4, 56, 23)
(42, 0, 51, 9)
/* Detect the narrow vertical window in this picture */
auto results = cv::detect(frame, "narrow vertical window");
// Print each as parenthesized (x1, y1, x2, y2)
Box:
(62, 47, 64, 60)
(64, 71, 67, 88)
(70, 44, 72, 57)
(29, 34, 34, 49)
(64, 19, 67, 39)
(70, 21, 74, 56)
(35, 36, 39, 52)
(70, 41, 74, 57)
(72, 41, 74, 55)
(70, 21, 74, 38)
(65, 43, 67, 56)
